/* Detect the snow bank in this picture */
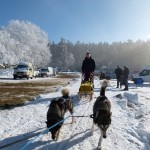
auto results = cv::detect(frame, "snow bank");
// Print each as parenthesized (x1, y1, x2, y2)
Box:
(115, 94, 128, 109)
(123, 92, 140, 105)
(132, 124, 150, 145)
(115, 92, 141, 109)
(116, 98, 128, 109)
(135, 107, 146, 119)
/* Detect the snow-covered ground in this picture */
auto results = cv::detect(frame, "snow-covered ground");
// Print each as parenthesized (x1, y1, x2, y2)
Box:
(0, 69, 13, 78)
(0, 75, 150, 150)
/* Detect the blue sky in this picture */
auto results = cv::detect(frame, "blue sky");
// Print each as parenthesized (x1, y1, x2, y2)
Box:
(0, 0, 150, 43)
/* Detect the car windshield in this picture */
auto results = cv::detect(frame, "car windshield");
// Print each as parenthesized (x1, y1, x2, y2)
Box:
(17, 65, 28, 69)
(41, 69, 48, 72)
(139, 69, 150, 76)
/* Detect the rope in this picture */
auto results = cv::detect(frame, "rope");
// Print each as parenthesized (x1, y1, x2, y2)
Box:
(73, 115, 93, 118)
(0, 92, 93, 149)
(20, 115, 71, 150)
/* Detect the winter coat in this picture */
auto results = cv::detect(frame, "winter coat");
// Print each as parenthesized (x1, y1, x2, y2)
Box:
(115, 67, 123, 79)
(123, 67, 129, 79)
(82, 57, 95, 73)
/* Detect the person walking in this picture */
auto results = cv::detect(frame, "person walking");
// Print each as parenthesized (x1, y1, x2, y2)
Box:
(115, 65, 123, 88)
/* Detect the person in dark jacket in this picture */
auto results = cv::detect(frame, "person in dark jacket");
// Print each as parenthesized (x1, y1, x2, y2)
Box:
(123, 65, 129, 90)
(100, 72, 106, 80)
(115, 65, 123, 88)
(82, 52, 95, 82)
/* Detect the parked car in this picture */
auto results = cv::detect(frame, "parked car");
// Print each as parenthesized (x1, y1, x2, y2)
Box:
(13, 62, 34, 79)
(132, 64, 150, 82)
(34, 70, 40, 78)
(39, 67, 55, 77)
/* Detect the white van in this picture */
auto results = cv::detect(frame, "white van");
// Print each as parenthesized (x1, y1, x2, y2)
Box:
(13, 62, 34, 79)
(132, 64, 150, 82)
(39, 67, 54, 77)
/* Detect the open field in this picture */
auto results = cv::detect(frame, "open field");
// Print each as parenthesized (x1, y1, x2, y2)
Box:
(0, 73, 80, 107)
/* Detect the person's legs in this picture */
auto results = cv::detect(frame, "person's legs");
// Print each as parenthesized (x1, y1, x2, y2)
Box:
(124, 78, 128, 90)
(126, 79, 129, 90)
(90, 72, 94, 88)
(120, 76, 123, 88)
(84, 72, 90, 81)
(117, 78, 119, 88)
(90, 72, 94, 82)
(118, 77, 122, 88)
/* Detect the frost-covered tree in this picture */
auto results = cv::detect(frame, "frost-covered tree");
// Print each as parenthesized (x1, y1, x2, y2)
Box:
(0, 29, 18, 64)
(0, 20, 51, 67)
(50, 38, 75, 70)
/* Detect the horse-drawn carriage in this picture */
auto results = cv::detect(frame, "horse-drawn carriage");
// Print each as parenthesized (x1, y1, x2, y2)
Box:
(78, 72, 94, 100)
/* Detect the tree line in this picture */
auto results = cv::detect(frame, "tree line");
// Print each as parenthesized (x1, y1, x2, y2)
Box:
(50, 38, 150, 71)
(0, 20, 150, 71)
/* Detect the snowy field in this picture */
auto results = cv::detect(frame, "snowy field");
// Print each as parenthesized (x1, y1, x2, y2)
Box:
(0, 73, 150, 150)
(0, 69, 14, 79)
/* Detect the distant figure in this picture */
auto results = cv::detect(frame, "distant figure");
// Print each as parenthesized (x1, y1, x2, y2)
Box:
(115, 65, 123, 88)
(123, 66, 129, 90)
(82, 52, 96, 82)
(100, 72, 106, 80)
